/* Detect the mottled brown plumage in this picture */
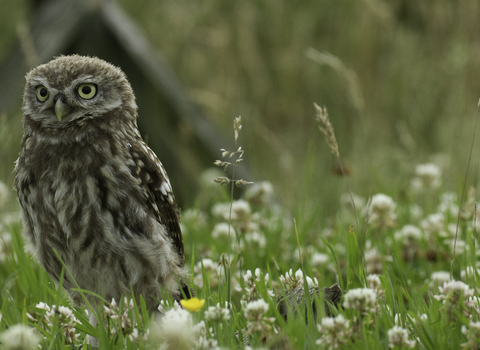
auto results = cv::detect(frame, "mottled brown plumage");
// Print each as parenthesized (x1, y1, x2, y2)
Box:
(14, 55, 189, 319)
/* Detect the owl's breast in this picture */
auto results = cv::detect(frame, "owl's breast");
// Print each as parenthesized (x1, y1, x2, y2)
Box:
(15, 136, 137, 257)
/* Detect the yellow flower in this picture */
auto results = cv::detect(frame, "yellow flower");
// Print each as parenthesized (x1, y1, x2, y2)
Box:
(180, 298, 205, 312)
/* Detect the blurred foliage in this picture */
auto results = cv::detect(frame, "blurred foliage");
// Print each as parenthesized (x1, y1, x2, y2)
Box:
(1, 0, 480, 214)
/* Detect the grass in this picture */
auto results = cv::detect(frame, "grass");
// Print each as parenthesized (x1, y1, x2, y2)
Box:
(1, 112, 480, 349)
(1, 1, 480, 348)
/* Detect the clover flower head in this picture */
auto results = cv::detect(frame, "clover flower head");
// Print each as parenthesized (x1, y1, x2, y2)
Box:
(316, 314, 352, 349)
(434, 280, 475, 309)
(366, 274, 382, 291)
(1, 324, 40, 350)
(394, 225, 423, 243)
(279, 269, 304, 291)
(34, 302, 80, 344)
(204, 303, 231, 322)
(387, 325, 415, 348)
(462, 321, 480, 348)
(343, 288, 377, 314)
(364, 248, 383, 274)
(367, 194, 397, 228)
(438, 192, 458, 217)
(244, 181, 274, 206)
(244, 299, 275, 336)
(411, 163, 442, 191)
(212, 222, 235, 239)
(340, 193, 366, 212)
(421, 213, 445, 236)
(430, 271, 451, 286)
(311, 252, 329, 268)
(231, 199, 252, 220)
(157, 307, 204, 350)
(244, 299, 269, 320)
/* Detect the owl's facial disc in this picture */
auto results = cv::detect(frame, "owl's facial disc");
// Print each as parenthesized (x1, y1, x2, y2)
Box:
(53, 94, 71, 122)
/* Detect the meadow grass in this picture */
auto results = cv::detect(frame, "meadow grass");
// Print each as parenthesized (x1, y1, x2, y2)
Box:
(0, 113, 480, 349)
(1, 1, 480, 348)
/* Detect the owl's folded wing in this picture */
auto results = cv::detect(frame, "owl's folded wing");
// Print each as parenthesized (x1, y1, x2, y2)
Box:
(127, 140, 184, 263)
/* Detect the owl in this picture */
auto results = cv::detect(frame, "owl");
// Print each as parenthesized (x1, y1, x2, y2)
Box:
(14, 55, 191, 335)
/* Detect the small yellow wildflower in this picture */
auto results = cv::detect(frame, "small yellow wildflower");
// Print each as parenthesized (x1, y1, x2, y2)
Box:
(180, 298, 205, 312)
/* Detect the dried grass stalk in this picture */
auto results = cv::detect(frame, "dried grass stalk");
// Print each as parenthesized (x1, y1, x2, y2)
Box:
(314, 103, 339, 158)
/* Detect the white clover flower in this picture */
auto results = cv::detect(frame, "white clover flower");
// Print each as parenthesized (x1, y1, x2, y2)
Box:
(367, 194, 397, 228)
(211, 202, 230, 220)
(420, 313, 428, 321)
(411, 163, 442, 191)
(438, 192, 458, 217)
(129, 328, 149, 343)
(193, 258, 226, 289)
(211, 222, 235, 239)
(447, 239, 465, 255)
(340, 193, 366, 212)
(311, 252, 329, 268)
(343, 288, 377, 313)
(212, 200, 252, 221)
(244, 231, 267, 249)
(35, 302, 51, 312)
(387, 325, 415, 348)
(181, 209, 207, 228)
(1, 324, 40, 350)
(34, 303, 80, 344)
(394, 225, 423, 243)
(243, 269, 253, 284)
(316, 314, 351, 349)
(467, 296, 480, 315)
(430, 271, 451, 286)
(196, 335, 220, 350)
(434, 280, 475, 306)
(231, 199, 251, 220)
(463, 321, 480, 335)
(410, 204, 423, 221)
(157, 300, 180, 313)
(462, 321, 480, 348)
(194, 259, 217, 273)
(255, 268, 269, 283)
(243, 268, 273, 301)
(244, 181, 274, 206)
(204, 303, 231, 322)
(365, 248, 383, 274)
(446, 223, 459, 238)
(243, 299, 275, 336)
(366, 274, 382, 291)
(421, 213, 445, 238)
(279, 269, 304, 291)
(321, 227, 335, 239)
(244, 299, 269, 320)
(307, 276, 319, 288)
(157, 307, 200, 350)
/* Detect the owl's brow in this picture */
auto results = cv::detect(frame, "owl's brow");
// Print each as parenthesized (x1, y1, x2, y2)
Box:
(71, 75, 97, 85)
(29, 77, 50, 87)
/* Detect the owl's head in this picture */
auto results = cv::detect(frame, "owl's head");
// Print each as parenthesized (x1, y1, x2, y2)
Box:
(23, 55, 137, 129)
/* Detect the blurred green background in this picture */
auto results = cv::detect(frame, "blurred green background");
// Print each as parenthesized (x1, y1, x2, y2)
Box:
(1, 0, 480, 215)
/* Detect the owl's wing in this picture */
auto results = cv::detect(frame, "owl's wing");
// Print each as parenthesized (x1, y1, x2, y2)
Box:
(127, 140, 184, 262)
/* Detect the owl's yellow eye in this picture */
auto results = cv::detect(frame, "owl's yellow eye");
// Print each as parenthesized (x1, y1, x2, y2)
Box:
(77, 83, 97, 99)
(36, 86, 49, 102)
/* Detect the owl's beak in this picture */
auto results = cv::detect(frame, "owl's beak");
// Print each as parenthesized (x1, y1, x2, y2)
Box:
(54, 95, 70, 122)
